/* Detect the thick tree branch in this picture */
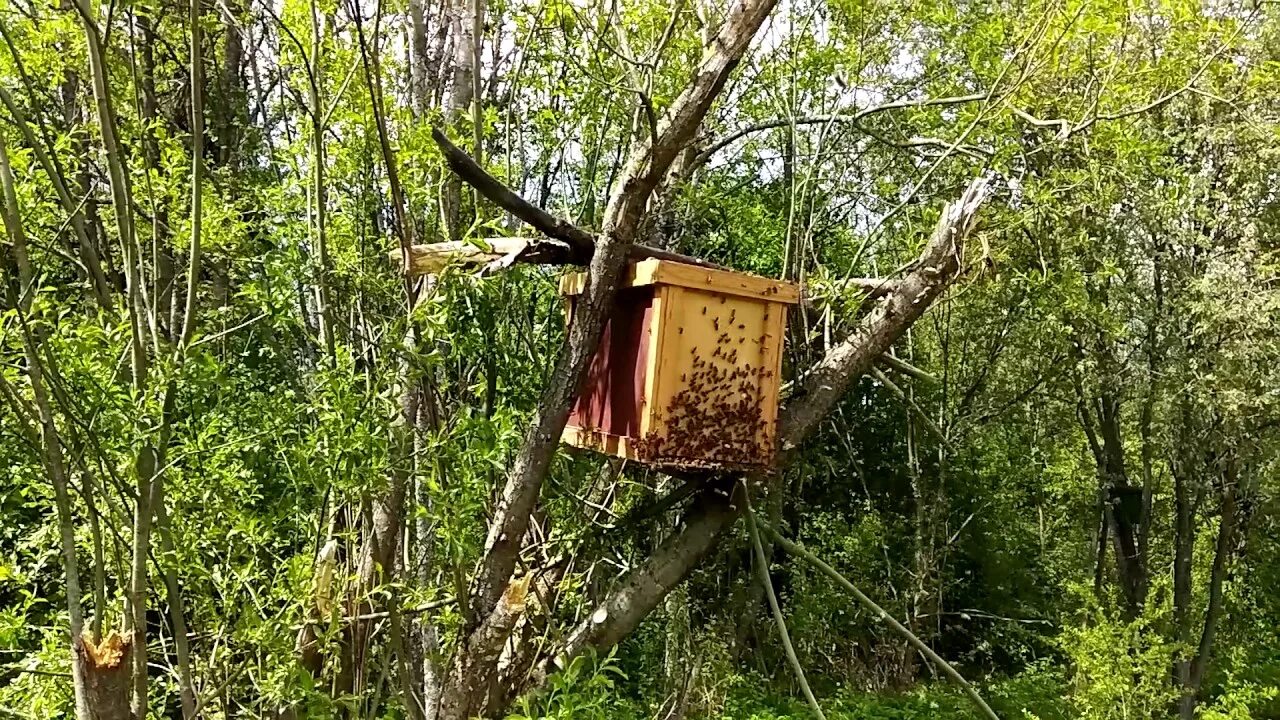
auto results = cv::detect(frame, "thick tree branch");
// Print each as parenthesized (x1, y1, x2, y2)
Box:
(777, 178, 989, 445)
(432, 127, 597, 258)
(600, 0, 779, 239)
(429, 129, 728, 270)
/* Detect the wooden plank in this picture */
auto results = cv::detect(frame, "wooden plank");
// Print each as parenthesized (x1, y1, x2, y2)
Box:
(640, 285, 676, 438)
(562, 425, 642, 461)
(559, 259, 660, 296)
(560, 259, 800, 304)
(646, 286, 718, 450)
(650, 260, 800, 304)
(759, 301, 788, 459)
(644, 288, 778, 466)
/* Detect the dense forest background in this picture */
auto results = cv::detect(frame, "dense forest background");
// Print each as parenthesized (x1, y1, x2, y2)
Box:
(1, 0, 1279, 717)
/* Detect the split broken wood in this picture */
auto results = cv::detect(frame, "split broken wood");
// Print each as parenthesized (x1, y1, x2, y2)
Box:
(391, 238, 897, 299)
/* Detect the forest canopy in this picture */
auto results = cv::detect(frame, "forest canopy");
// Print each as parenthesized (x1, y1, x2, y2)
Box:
(1, 0, 1279, 718)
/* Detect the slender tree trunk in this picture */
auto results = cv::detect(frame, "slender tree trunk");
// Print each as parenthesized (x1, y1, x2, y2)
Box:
(73, 10, 156, 712)
(440, 0, 481, 242)
(407, 0, 431, 117)
(137, 11, 177, 338)
(55, 20, 114, 310)
(1180, 458, 1240, 718)
(0, 134, 106, 720)
(218, 0, 246, 167)
(433, 3, 785, 716)
(1172, 401, 1196, 716)
(308, 0, 336, 359)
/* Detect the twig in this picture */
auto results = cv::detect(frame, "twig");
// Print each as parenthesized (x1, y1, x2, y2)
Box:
(692, 92, 993, 170)
(877, 353, 937, 384)
(191, 313, 268, 348)
(746, 497, 826, 720)
(760, 521, 1000, 720)
(871, 367, 952, 451)
(292, 597, 457, 630)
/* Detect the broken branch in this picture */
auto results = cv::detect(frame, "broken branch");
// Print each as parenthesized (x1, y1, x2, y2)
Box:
(761, 521, 1000, 720)
(432, 127, 597, 260)
(428, 128, 728, 271)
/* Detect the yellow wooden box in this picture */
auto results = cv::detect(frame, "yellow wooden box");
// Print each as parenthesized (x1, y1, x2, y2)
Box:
(560, 259, 800, 470)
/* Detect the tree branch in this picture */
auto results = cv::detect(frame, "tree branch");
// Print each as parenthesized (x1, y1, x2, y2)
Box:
(778, 177, 989, 446)
(747, 500, 826, 719)
(432, 127, 597, 259)
(761, 521, 1000, 720)
(691, 92, 991, 171)
(429, 128, 729, 271)
(877, 353, 938, 384)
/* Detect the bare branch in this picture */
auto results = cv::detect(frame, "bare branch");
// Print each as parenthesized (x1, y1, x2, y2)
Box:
(877, 353, 938, 384)
(761, 521, 1000, 720)
(747, 500, 826, 719)
(870, 367, 952, 451)
(429, 129, 728, 270)
(1012, 27, 1243, 145)
(691, 92, 991, 171)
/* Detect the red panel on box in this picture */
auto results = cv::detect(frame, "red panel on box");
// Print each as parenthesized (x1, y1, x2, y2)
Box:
(567, 287, 654, 437)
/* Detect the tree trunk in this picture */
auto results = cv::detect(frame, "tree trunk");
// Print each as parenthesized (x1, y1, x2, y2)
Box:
(407, 0, 431, 117)
(80, 633, 133, 720)
(1172, 400, 1196, 717)
(218, 0, 246, 167)
(56, 18, 113, 310)
(555, 178, 989, 676)
(1179, 457, 1240, 718)
(1, 135, 102, 719)
(431, 3, 785, 716)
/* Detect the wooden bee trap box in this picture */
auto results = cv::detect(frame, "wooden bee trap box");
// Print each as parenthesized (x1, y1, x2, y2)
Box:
(560, 259, 800, 470)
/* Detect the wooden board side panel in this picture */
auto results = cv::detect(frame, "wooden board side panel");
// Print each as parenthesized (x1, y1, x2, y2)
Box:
(562, 426, 642, 461)
(559, 259, 664, 297)
(651, 261, 800, 304)
(641, 285, 677, 438)
(641, 288, 779, 467)
(758, 302, 787, 458)
(565, 286, 654, 438)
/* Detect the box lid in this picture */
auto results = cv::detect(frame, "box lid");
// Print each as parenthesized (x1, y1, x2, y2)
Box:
(559, 258, 800, 304)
